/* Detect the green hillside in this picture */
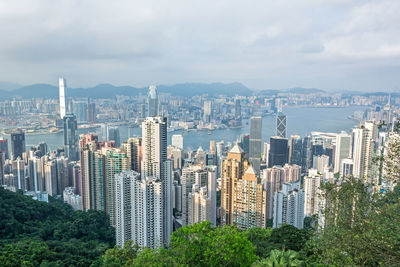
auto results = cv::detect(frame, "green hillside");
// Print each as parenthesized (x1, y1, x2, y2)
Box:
(0, 188, 115, 266)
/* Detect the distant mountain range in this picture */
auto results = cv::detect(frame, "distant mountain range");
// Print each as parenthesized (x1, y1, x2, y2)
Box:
(0, 82, 329, 99)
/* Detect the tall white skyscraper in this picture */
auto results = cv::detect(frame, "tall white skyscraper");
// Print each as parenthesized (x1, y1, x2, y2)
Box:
(273, 181, 304, 229)
(334, 132, 351, 174)
(147, 85, 159, 117)
(171, 134, 184, 150)
(59, 77, 67, 119)
(141, 117, 172, 244)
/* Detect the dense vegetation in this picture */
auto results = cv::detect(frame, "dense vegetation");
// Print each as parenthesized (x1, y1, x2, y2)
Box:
(0, 188, 115, 266)
(2, 178, 400, 266)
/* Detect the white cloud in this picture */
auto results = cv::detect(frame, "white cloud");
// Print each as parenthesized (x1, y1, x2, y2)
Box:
(0, 0, 398, 91)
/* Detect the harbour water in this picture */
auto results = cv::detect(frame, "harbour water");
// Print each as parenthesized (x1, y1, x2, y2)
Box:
(6, 106, 362, 152)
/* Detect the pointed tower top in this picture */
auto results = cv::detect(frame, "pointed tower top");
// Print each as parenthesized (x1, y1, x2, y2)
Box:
(230, 142, 244, 154)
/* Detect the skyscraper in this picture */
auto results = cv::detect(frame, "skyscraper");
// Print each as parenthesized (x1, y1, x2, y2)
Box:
(79, 133, 100, 211)
(59, 77, 67, 119)
(268, 136, 288, 167)
(273, 181, 304, 229)
(304, 170, 322, 216)
(63, 113, 78, 161)
(235, 99, 241, 119)
(105, 148, 129, 226)
(187, 167, 217, 227)
(181, 165, 205, 226)
(203, 100, 212, 122)
(221, 143, 249, 226)
(341, 158, 354, 177)
(114, 170, 164, 248)
(262, 166, 284, 219)
(141, 116, 172, 244)
(172, 134, 184, 150)
(276, 112, 287, 138)
(122, 137, 142, 173)
(249, 117, 262, 174)
(232, 165, 266, 229)
(302, 136, 313, 171)
(147, 85, 159, 117)
(107, 126, 121, 147)
(334, 132, 351, 174)
(352, 122, 377, 182)
(87, 103, 96, 122)
(11, 128, 25, 160)
(0, 137, 9, 160)
(289, 135, 302, 166)
(221, 143, 266, 229)
(114, 170, 139, 247)
(72, 101, 88, 122)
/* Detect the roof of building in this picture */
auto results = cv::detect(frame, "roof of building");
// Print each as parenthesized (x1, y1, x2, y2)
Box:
(229, 142, 244, 154)
(245, 165, 256, 175)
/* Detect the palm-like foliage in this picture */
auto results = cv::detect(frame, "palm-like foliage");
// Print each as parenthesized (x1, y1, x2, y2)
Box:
(252, 249, 303, 267)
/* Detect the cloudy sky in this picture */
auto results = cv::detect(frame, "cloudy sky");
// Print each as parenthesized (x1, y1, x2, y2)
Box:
(0, 0, 399, 91)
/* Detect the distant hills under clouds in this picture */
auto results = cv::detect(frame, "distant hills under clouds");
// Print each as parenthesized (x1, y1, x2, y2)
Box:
(1, 82, 388, 100)
(0, 82, 332, 100)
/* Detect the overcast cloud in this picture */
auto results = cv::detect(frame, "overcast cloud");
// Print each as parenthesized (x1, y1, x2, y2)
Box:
(0, 0, 399, 91)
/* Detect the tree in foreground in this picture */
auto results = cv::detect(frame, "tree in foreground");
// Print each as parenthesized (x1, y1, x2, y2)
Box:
(306, 177, 400, 266)
(169, 221, 257, 266)
(252, 250, 304, 267)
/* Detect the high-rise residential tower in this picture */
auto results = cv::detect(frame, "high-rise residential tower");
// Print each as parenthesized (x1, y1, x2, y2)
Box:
(352, 121, 377, 182)
(273, 181, 304, 229)
(114, 170, 164, 248)
(59, 77, 67, 119)
(141, 116, 172, 244)
(221, 143, 249, 226)
(304, 170, 322, 216)
(249, 117, 262, 174)
(147, 85, 159, 117)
